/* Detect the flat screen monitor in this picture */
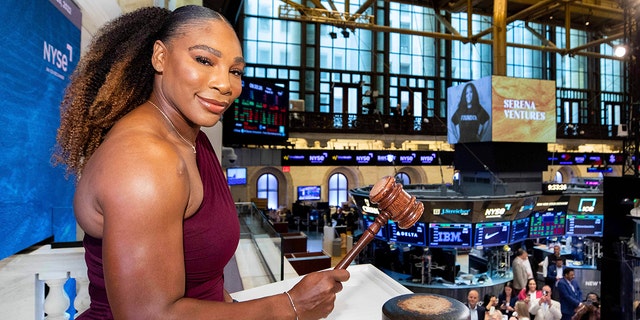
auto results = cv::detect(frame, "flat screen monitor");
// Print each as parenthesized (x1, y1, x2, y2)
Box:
(428, 223, 472, 248)
(362, 214, 388, 241)
(222, 77, 289, 146)
(473, 221, 510, 247)
(297, 185, 321, 201)
(226, 167, 247, 186)
(565, 214, 604, 236)
(529, 211, 566, 238)
(510, 217, 530, 243)
(388, 220, 427, 246)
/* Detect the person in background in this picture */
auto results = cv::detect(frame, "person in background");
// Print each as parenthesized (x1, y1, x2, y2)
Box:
(529, 285, 562, 320)
(550, 245, 565, 264)
(518, 278, 543, 320)
(571, 292, 600, 320)
(556, 268, 583, 320)
(466, 289, 486, 320)
(513, 248, 534, 293)
(499, 281, 518, 318)
(53, 5, 349, 319)
(510, 301, 531, 320)
(483, 294, 503, 320)
(546, 257, 564, 289)
(585, 292, 599, 305)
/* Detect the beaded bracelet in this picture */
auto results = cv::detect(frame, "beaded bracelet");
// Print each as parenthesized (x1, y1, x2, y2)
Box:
(284, 291, 299, 320)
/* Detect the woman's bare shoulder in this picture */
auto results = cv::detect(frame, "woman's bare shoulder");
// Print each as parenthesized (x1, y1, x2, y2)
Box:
(74, 113, 192, 233)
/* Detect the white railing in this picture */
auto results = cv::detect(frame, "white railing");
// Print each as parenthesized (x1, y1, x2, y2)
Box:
(0, 245, 89, 319)
(34, 246, 89, 319)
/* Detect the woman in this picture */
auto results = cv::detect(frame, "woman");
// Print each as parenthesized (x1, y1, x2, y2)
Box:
(518, 278, 543, 301)
(54, 5, 349, 319)
(518, 278, 542, 320)
(483, 294, 503, 320)
(499, 281, 518, 317)
(450, 82, 490, 143)
(510, 301, 531, 320)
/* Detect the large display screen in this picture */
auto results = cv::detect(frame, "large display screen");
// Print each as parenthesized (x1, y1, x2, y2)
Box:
(297, 185, 321, 201)
(362, 214, 388, 241)
(388, 220, 427, 246)
(0, 0, 81, 259)
(473, 221, 510, 247)
(223, 77, 289, 146)
(446, 76, 556, 144)
(529, 211, 566, 238)
(428, 223, 472, 247)
(510, 218, 530, 243)
(565, 214, 604, 236)
(226, 167, 247, 186)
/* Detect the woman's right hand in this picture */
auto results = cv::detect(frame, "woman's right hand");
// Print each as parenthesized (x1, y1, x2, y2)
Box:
(287, 269, 350, 320)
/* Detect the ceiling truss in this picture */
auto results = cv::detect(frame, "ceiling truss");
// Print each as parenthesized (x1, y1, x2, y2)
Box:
(278, 0, 626, 61)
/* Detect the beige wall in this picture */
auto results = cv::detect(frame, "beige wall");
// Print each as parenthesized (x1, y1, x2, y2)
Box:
(228, 165, 456, 209)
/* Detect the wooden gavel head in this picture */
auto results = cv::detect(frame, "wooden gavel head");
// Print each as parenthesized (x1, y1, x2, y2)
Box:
(369, 176, 423, 229)
(334, 176, 424, 269)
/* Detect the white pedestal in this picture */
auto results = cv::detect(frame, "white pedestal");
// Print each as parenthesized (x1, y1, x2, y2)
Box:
(231, 264, 412, 319)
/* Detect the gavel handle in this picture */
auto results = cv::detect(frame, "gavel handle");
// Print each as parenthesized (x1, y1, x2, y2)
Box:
(334, 212, 389, 269)
(334, 230, 375, 269)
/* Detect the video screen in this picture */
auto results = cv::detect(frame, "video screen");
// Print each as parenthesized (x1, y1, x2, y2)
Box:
(510, 217, 530, 243)
(222, 77, 289, 146)
(388, 220, 427, 246)
(428, 223, 472, 247)
(565, 214, 604, 236)
(226, 167, 247, 186)
(362, 214, 388, 241)
(297, 185, 321, 201)
(473, 221, 510, 247)
(446, 76, 556, 144)
(529, 211, 566, 238)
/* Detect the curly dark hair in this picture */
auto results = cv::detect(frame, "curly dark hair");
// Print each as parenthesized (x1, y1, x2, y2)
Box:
(53, 5, 227, 177)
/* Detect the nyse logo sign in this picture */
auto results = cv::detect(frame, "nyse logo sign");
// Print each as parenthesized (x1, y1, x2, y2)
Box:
(485, 208, 506, 218)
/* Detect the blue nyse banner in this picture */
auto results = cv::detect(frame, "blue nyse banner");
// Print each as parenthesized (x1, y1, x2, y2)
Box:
(0, 0, 80, 259)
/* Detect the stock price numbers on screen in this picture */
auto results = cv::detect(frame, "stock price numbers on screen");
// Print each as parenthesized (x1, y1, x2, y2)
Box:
(529, 211, 566, 238)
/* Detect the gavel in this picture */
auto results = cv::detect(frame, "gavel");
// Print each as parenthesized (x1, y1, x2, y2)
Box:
(335, 176, 424, 269)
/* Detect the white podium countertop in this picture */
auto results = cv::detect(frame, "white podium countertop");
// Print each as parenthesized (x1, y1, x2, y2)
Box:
(231, 264, 412, 319)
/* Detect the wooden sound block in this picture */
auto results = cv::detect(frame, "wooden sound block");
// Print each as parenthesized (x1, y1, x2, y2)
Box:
(382, 293, 470, 320)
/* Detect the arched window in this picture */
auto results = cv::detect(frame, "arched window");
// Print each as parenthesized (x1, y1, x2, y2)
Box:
(328, 173, 348, 207)
(395, 172, 411, 185)
(554, 171, 563, 183)
(257, 173, 278, 210)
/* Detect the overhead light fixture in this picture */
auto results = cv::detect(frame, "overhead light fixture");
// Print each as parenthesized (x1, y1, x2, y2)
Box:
(614, 44, 628, 57)
(329, 32, 337, 39)
(341, 30, 349, 38)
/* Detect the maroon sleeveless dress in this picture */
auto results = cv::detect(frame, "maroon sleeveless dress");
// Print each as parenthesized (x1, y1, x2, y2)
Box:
(77, 131, 240, 319)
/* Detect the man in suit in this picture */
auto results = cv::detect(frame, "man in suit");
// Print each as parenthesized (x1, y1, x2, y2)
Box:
(466, 289, 486, 320)
(556, 267, 583, 320)
(529, 285, 562, 320)
(545, 258, 564, 295)
(512, 248, 533, 293)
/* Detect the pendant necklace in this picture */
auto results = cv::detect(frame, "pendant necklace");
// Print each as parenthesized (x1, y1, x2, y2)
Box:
(148, 100, 196, 154)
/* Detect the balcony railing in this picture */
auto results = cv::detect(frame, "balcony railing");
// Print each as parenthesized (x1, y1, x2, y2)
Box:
(289, 111, 624, 140)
